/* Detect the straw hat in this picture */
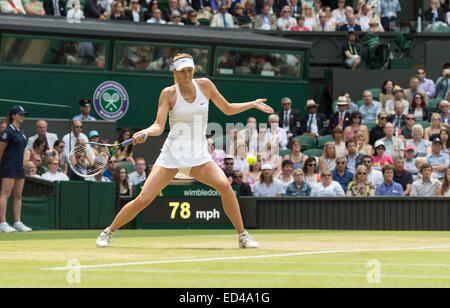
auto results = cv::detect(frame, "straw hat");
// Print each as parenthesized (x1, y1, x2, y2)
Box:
(305, 99, 319, 110)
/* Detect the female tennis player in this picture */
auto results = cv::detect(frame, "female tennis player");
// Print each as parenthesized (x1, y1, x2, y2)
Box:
(96, 53, 274, 248)
(0, 106, 32, 233)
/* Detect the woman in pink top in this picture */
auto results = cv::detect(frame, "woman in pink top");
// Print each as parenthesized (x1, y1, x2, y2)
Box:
(291, 16, 311, 31)
(372, 140, 393, 171)
(344, 111, 369, 144)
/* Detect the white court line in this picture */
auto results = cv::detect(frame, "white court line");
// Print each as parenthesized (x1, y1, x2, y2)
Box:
(41, 244, 450, 271)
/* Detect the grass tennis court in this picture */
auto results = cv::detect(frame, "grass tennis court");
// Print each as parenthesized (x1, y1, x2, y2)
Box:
(2, 229, 450, 288)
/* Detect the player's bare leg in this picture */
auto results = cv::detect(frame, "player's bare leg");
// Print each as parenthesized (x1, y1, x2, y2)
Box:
(189, 161, 258, 248)
(96, 166, 178, 247)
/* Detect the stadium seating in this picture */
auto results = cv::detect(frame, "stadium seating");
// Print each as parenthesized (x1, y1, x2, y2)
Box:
(303, 149, 323, 157)
(294, 135, 316, 150)
(279, 149, 292, 157)
(317, 135, 334, 149)
(416, 121, 431, 129)
(428, 98, 442, 112)
(363, 122, 378, 131)
(118, 161, 136, 174)
(367, 88, 381, 100)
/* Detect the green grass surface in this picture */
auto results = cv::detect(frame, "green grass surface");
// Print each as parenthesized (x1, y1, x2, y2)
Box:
(2, 229, 450, 288)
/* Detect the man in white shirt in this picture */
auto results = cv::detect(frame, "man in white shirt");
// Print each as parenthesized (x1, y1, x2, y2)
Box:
(62, 120, 89, 159)
(128, 157, 147, 185)
(253, 164, 285, 197)
(331, 0, 346, 25)
(147, 8, 167, 24)
(26, 120, 59, 153)
(41, 157, 69, 182)
(210, 2, 235, 28)
(385, 85, 409, 116)
(0, 0, 26, 14)
(362, 155, 384, 187)
(410, 162, 441, 196)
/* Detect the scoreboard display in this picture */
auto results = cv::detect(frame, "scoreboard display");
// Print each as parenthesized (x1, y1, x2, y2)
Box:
(136, 185, 238, 228)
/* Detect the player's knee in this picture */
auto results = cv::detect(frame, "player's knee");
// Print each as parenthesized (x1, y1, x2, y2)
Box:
(134, 194, 153, 210)
(215, 180, 232, 193)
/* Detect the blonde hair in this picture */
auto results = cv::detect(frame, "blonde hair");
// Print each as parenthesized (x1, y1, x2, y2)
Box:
(353, 164, 369, 184)
(172, 53, 193, 84)
(322, 142, 336, 160)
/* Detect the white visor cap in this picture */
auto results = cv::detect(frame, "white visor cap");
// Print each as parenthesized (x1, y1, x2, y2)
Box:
(173, 57, 195, 71)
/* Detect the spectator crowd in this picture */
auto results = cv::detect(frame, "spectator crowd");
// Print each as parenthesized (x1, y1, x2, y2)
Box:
(1, 0, 449, 32)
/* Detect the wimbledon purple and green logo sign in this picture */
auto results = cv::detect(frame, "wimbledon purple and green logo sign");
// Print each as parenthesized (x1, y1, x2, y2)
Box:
(93, 81, 129, 121)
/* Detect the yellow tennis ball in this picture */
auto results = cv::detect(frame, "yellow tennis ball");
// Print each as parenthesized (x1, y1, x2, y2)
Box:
(246, 154, 257, 165)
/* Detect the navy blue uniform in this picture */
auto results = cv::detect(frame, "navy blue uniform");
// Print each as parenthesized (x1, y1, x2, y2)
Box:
(0, 124, 27, 178)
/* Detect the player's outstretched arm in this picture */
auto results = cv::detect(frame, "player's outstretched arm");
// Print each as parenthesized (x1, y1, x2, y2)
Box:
(205, 78, 274, 115)
(133, 88, 171, 144)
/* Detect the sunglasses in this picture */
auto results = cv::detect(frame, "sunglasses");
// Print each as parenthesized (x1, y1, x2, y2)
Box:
(233, 175, 243, 179)
(336, 161, 346, 165)
(321, 174, 332, 177)
(358, 172, 367, 176)
(405, 117, 415, 120)
(109, 160, 118, 164)
(75, 126, 83, 128)
(376, 146, 385, 150)
(307, 164, 316, 167)
(225, 162, 233, 165)
(378, 117, 387, 120)
(363, 160, 372, 163)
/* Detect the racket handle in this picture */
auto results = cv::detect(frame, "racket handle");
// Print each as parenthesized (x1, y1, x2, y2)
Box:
(121, 133, 147, 146)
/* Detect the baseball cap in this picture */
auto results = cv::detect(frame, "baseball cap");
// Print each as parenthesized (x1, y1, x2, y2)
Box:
(261, 163, 273, 170)
(88, 130, 99, 138)
(9, 105, 28, 115)
(432, 137, 442, 144)
(374, 140, 385, 148)
(79, 99, 91, 107)
(405, 145, 415, 151)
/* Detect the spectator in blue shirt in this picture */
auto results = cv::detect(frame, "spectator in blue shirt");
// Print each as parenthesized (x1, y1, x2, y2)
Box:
(285, 168, 311, 196)
(332, 156, 354, 192)
(380, 0, 401, 31)
(425, 138, 450, 179)
(375, 164, 404, 196)
(360, 90, 382, 123)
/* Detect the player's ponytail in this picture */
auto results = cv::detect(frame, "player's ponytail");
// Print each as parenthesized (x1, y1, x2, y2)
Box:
(6, 112, 13, 125)
(172, 53, 194, 84)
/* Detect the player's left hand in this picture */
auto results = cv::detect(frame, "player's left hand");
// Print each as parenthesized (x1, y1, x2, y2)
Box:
(253, 99, 274, 114)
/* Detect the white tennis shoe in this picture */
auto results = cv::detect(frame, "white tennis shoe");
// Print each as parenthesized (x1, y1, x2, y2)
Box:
(238, 231, 259, 249)
(13, 222, 32, 232)
(96, 228, 113, 247)
(0, 222, 16, 233)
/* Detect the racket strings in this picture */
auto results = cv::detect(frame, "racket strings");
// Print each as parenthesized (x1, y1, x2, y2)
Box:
(69, 143, 110, 177)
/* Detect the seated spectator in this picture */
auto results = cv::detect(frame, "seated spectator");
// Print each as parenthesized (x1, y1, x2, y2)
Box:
(329, 96, 351, 131)
(385, 86, 409, 117)
(398, 113, 416, 143)
(302, 3, 316, 30)
(231, 170, 253, 196)
(114, 128, 135, 166)
(147, 8, 166, 23)
(238, 117, 259, 153)
(0, 120, 6, 135)
(380, 0, 401, 31)
(278, 97, 302, 138)
(372, 140, 393, 171)
(332, 156, 353, 192)
(110, 0, 125, 19)
(284, 138, 308, 170)
(387, 101, 406, 134)
(343, 111, 369, 145)
(233, 142, 250, 173)
(48, 140, 68, 174)
(84, 0, 106, 20)
(63, 120, 89, 159)
(26, 120, 58, 154)
(184, 9, 200, 26)
(41, 157, 69, 182)
(291, 15, 311, 31)
(207, 138, 226, 169)
(277, 5, 297, 30)
(313, 11, 335, 31)
(416, 68, 436, 99)
(163, 0, 179, 22)
(128, 157, 147, 185)
(333, 92, 359, 114)
(24, 137, 46, 172)
(125, 0, 144, 22)
(168, 10, 184, 24)
(277, 159, 294, 191)
(143, 0, 159, 21)
(88, 130, 100, 144)
(331, 0, 346, 26)
(243, 155, 261, 192)
(344, 138, 363, 174)
(254, 4, 277, 30)
(406, 124, 431, 157)
(393, 155, 413, 195)
(0, 0, 26, 14)
(367, 15, 384, 33)
(24, 161, 40, 178)
(233, 2, 253, 28)
(361, 155, 383, 187)
(438, 100, 450, 129)
(409, 91, 431, 122)
(377, 122, 404, 158)
(285, 168, 311, 196)
(359, 90, 382, 123)
(299, 99, 329, 139)
(346, 165, 375, 196)
(253, 163, 285, 197)
(113, 166, 132, 197)
(265, 114, 288, 150)
(318, 142, 337, 172)
(379, 80, 395, 109)
(424, 0, 446, 24)
(425, 138, 449, 179)
(85, 170, 111, 182)
(311, 170, 345, 197)
(424, 113, 443, 141)
(103, 157, 118, 181)
(375, 164, 404, 196)
(341, 31, 361, 70)
(288, 0, 302, 18)
(435, 63, 450, 99)
(223, 155, 235, 183)
(403, 145, 418, 176)
(410, 162, 442, 196)
(440, 128, 450, 154)
(331, 127, 347, 157)
(303, 156, 321, 187)
(439, 169, 450, 196)
(260, 141, 282, 177)
(404, 76, 421, 103)
(24, 0, 46, 15)
(354, 131, 372, 157)
(211, 2, 235, 27)
(339, 13, 361, 32)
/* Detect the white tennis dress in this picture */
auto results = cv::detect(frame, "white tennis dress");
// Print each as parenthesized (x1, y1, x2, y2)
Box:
(153, 79, 212, 175)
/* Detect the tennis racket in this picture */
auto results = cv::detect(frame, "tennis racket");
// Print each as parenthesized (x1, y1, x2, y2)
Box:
(68, 133, 146, 178)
